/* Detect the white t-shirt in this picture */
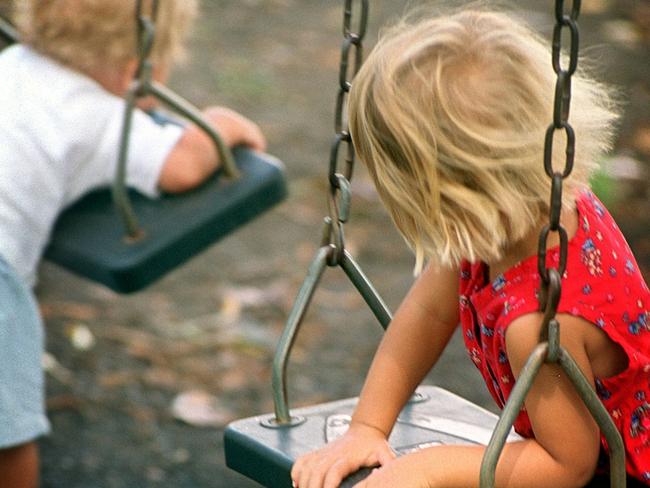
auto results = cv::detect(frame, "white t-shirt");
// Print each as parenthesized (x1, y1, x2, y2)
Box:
(0, 45, 184, 286)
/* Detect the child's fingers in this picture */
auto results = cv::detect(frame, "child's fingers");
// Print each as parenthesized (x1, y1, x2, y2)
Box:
(292, 453, 322, 488)
(290, 455, 305, 487)
(322, 458, 358, 488)
(303, 456, 335, 488)
(376, 445, 396, 466)
(293, 453, 345, 488)
(290, 454, 307, 486)
(202, 106, 266, 151)
(242, 120, 267, 152)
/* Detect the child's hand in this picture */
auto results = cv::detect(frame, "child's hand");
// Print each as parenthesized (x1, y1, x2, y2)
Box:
(352, 451, 432, 488)
(291, 422, 395, 488)
(203, 107, 266, 152)
(158, 106, 266, 192)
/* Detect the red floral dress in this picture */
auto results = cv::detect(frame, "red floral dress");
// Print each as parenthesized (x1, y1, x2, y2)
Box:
(459, 190, 650, 483)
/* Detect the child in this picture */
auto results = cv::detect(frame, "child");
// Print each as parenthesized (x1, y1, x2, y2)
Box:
(0, 0, 265, 486)
(291, 8, 650, 488)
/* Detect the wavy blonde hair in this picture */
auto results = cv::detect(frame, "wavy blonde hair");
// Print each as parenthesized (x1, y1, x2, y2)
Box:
(14, 0, 197, 75)
(349, 8, 619, 273)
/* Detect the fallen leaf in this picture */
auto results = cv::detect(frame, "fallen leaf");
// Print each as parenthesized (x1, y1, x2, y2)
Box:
(46, 394, 82, 411)
(633, 126, 650, 156)
(98, 371, 136, 388)
(221, 283, 289, 309)
(65, 323, 96, 351)
(42, 352, 73, 385)
(602, 20, 642, 46)
(40, 301, 99, 321)
(219, 293, 242, 323)
(581, 0, 610, 15)
(219, 369, 250, 391)
(170, 448, 190, 464)
(170, 390, 232, 427)
(142, 368, 181, 389)
(603, 154, 644, 180)
(146, 466, 166, 482)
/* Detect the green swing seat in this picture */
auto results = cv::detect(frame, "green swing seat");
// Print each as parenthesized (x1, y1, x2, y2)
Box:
(224, 386, 522, 488)
(1, 19, 287, 293)
(44, 147, 287, 293)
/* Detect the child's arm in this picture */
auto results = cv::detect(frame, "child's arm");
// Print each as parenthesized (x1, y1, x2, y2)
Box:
(291, 263, 461, 488)
(349, 312, 601, 488)
(157, 107, 266, 193)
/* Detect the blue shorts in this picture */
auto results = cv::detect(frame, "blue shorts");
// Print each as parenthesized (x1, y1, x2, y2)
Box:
(0, 257, 49, 448)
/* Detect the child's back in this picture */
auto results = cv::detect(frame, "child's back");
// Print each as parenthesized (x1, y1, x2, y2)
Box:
(0, 43, 185, 286)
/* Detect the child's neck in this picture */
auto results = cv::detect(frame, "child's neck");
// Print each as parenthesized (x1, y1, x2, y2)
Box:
(89, 66, 132, 98)
(487, 207, 579, 282)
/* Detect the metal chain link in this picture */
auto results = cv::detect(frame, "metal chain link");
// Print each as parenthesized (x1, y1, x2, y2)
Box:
(324, 0, 369, 266)
(537, 0, 581, 308)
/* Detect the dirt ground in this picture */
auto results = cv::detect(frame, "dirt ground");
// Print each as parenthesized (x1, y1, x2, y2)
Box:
(34, 1, 649, 487)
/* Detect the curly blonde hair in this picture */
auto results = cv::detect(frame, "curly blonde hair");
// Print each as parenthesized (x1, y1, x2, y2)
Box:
(14, 0, 197, 75)
(349, 8, 619, 273)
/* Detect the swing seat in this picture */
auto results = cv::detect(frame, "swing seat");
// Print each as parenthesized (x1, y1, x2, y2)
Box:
(44, 147, 287, 293)
(224, 385, 522, 488)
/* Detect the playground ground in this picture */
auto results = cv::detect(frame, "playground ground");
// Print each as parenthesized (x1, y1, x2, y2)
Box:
(35, 1, 649, 486)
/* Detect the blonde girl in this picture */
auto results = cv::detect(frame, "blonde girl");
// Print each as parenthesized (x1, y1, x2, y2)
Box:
(292, 8, 650, 488)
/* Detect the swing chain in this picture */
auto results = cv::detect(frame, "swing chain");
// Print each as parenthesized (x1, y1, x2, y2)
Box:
(325, 0, 368, 266)
(136, 0, 160, 29)
(112, 0, 161, 239)
(268, 0, 393, 425)
(537, 0, 580, 312)
(114, 0, 239, 239)
(483, 4, 625, 486)
(110, 0, 160, 240)
(134, 0, 158, 88)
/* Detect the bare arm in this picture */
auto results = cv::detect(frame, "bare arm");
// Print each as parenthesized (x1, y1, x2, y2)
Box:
(157, 107, 266, 193)
(352, 313, 601, 488)
(352, 263, 461, 434)
(291, 263, 461, 488)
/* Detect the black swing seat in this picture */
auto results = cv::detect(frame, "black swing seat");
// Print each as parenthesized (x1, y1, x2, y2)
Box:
(44, 147, 287, 293)
(224, 385, 522, 488)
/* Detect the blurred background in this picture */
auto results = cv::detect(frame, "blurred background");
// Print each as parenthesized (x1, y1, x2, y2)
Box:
(2, 0, 646, 486)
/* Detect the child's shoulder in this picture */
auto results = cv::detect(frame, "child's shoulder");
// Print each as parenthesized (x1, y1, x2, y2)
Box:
(0, 43, 58, 72)
(572, 189, 638, 271)
(575, 190, 610, 225)
(0, 44, 104, 96)
(0, 44, 124, 128)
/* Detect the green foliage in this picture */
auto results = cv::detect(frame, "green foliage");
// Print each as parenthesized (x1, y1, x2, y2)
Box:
(215, 60, 275, 104)
(590, 167, 618, 208)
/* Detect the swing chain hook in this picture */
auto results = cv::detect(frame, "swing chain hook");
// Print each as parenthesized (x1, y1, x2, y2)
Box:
(325, 0, 368, 266)
(539, 269, 562, 363)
